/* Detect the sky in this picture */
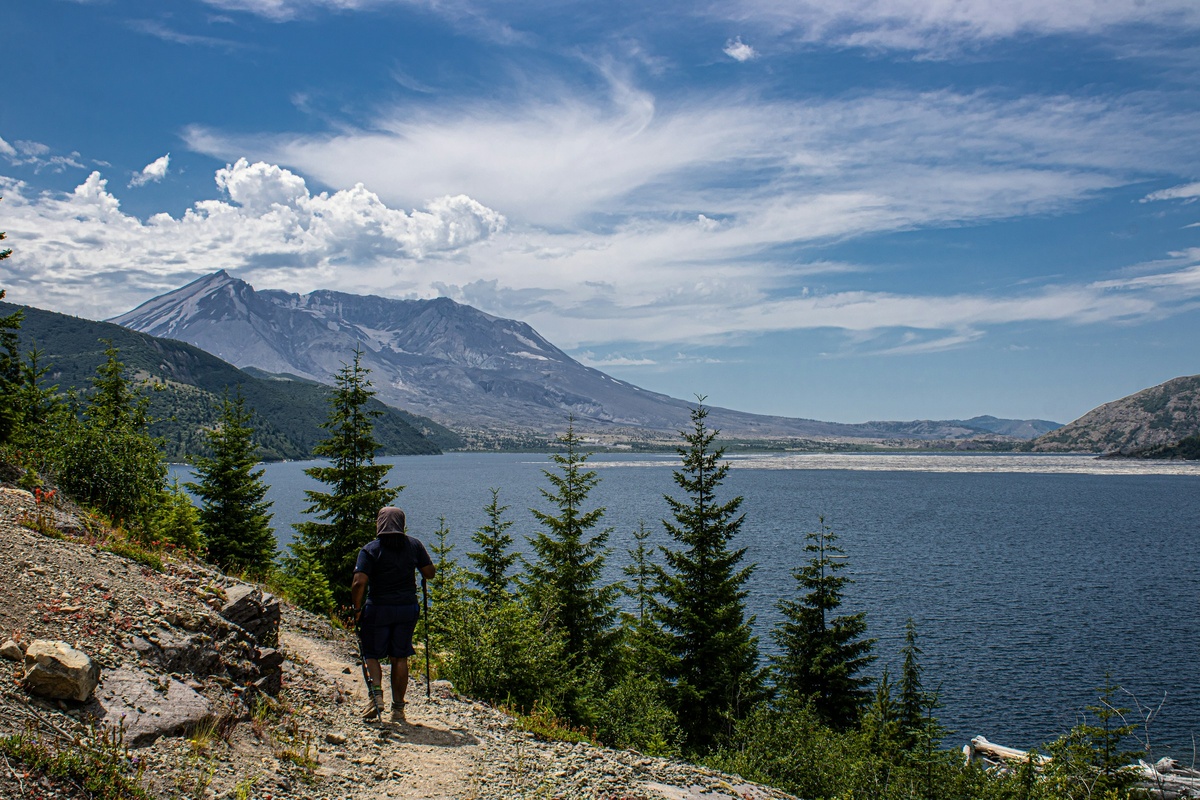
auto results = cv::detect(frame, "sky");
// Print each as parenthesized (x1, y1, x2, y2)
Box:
(3, 0, 1200, 425)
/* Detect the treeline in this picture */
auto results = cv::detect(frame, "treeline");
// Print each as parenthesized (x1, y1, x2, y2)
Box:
(0, 235, 1156, 798)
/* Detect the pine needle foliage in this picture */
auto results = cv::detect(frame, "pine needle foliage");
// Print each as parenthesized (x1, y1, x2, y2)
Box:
(772, 515, 876, 730)
(655, 400, 765, 753)
(523, 420, 619, 669)
(188, 388, 275, 577)
(0, 198, 18, 447)
(293, 348, 399, 606)
(467, 487, 519, 605)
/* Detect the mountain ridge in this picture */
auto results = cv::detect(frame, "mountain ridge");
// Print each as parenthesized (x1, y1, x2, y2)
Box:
(111, 272, 1060, 444)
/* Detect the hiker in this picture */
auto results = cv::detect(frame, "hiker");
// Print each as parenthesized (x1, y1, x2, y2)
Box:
(351, 506, 436, 723)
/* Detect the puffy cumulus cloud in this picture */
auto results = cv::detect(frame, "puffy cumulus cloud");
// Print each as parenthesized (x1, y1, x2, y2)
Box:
(129, 153, 171, 187)
(1141, 181, 1200, 203)
(0, 160, 504, 318)
(723, 36, 757, 61)
(719, 0, 1200, 52)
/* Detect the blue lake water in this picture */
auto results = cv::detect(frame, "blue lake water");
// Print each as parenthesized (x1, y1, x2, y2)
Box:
(171, 451, 1200, 754)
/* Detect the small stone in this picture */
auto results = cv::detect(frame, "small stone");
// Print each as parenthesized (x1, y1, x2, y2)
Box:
(0, 639, 24, 661)
(23, 640, 100, 701)
(325, 732, 348, 745)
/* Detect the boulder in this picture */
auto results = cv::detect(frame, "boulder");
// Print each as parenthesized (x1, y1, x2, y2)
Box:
(90, 667, 213, 746)
(23, 640, 100, 701)
(218, 584, 280, 647)
(0, 639, 24, 661)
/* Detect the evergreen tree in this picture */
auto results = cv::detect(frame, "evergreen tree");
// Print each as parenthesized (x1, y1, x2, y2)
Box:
(1046, 675, 1142, 799)
(622, 520, 655, 626)
(467, 488, 518, 605)
(0, 210, 22, 446)
(187, 389, 275, 577)
(655, 401, 765, 753)
(522, 420, 619, 669)
(771, 515, 875, 729)
(899, 617, 925, 744)
(292, 348, 399, 606)
(54, 343, 165, 534)
(277, 539, 335, 617)
(13, 345, 62, 441)
(155, 477, 202, 552)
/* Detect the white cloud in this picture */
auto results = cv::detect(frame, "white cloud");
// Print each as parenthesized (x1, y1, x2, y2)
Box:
(718, 0, 1200, 53)
(578, 352, 658, 367)
(0, 137, 15, 159)
(130, 153, 171, 188)
(0, 161, 505, 317)
(723, 36, 757, 61)
(1141, 181, 1200, 203)
(0, 139, 86, 173)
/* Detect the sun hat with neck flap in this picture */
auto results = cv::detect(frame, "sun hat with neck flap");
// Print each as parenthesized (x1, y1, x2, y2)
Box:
(376, 506, 406, 536)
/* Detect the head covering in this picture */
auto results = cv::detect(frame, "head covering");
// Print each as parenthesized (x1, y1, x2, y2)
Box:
(376, 506, 406, 535)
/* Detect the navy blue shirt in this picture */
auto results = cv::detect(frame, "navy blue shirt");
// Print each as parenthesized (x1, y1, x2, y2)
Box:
(354, 534, 432, 605)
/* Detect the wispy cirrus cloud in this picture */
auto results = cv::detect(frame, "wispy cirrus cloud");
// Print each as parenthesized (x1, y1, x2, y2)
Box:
(715, 0, 1200, 53)
(1141, 181, 1200, 203)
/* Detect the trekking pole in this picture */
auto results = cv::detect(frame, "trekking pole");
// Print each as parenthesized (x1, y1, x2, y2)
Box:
(354, 616, 378, 717)
(421, 576, 431, 700)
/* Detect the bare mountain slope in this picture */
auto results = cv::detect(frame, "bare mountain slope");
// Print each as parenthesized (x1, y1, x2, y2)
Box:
(112, 272, 1055, 442)
(1032, 375, 1200, 453)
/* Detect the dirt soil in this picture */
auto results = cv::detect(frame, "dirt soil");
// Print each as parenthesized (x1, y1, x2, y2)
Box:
(0, 485, 795, 800)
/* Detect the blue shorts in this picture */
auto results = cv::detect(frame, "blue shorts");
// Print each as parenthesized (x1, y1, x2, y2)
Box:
(359, 603, 420, 660)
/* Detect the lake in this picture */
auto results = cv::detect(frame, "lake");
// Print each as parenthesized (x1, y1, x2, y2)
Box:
(171, 451, 1200, 755)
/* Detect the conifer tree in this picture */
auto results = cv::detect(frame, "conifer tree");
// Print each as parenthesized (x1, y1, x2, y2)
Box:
(55, 343, 165, 534)
(293, 348, 399, 605)
(0, 210, 23, 446)
(655, 401, 764, 753)
(622, 520, 655, 626)
(771, 516, 875, 729)
(13, 345, 61, 441)
(522, 420, 618, 668)
(277, 539, 335, 616)
(188, 389, 275, 577)
(467, 488, 518, 605)
(899, 617, 925, 744)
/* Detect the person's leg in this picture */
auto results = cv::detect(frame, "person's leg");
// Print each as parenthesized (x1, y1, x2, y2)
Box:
(392, 657, 408, 706)
(362, 657, 385, 718)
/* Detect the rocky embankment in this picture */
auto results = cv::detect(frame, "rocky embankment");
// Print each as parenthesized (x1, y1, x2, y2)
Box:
(0, 485, 795, 800)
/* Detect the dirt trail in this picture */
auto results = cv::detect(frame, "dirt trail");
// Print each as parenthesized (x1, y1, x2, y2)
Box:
(280, 629, 485, 800)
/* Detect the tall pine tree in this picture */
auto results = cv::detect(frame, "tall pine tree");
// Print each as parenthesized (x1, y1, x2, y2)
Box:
(0, 198, 20, 448)
(655, 401, 764, 753)
(467, 488, 518, 605)
(771, 515, 875, 729)
(522, 420, 618, 669)
(292, 348, 399, 606)
(188, 388, 275, 577)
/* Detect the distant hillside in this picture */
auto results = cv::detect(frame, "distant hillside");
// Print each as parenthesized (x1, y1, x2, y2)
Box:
(110, 271, 1060, 444)
(2, 302, 462, 460)
(1032, 375, 1200, 453)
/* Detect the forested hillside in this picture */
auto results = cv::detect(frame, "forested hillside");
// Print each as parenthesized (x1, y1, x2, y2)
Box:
(2, 302, 462, 460)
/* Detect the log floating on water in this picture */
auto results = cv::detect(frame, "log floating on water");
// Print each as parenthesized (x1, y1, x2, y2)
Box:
(964, 737, 1200, 799)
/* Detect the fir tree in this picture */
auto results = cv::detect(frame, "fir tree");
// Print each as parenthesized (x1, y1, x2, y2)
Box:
(771, 515, 875, 730)
(522, 420, 619, 668)
(899, 617, 925, 745)
(54, 344, 165, 534)
(155, 477, 202, 552)
(622, 520, 655, 626)
(188, 389, 275, 577)
(1046, 675, 1143, 799)
(467, 488, 518, 605)
(655, 401, 764, 753)
(13, 344, 62, 441)
(293, 348, 399, 606)
(0, 210, 23, 446)
(277, 539, 335, 617)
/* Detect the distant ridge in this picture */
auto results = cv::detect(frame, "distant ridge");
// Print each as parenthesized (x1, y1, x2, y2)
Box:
(1032, 375, 1200, 453)
(4, 301, 460, 460)
(111, 272, 1059, 444)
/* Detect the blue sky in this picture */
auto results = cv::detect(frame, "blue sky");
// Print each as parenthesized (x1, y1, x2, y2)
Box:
(3, 0, 1200, 424)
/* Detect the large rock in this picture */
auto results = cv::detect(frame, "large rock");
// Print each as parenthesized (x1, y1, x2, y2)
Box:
(23, 640, 100, 701)
(219, 584, 280, 647)
(90, 667, 213, 746)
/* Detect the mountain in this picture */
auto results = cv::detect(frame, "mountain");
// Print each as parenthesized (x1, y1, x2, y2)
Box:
(111, 271, 1058, 444)
(2, 301, 461, 460)
(1031, 375, 1200, 453)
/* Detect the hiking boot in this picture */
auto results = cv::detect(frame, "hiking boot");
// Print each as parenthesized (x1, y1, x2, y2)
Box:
(390, 702, 406, 724)
(361, 691, 384, 721)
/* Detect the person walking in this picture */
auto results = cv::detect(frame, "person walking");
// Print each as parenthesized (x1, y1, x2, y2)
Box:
(351, 506, 436, 723)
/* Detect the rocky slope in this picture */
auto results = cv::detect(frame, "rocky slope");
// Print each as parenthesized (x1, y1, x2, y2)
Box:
(0, 484, 794, 800)
(1032, 375, 1200, 453)
(110, 271, 1057, 444)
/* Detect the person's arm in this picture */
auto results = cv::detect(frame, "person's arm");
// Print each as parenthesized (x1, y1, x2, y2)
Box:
(420, 563, 436, 580)
(351, 571, 369, 623)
